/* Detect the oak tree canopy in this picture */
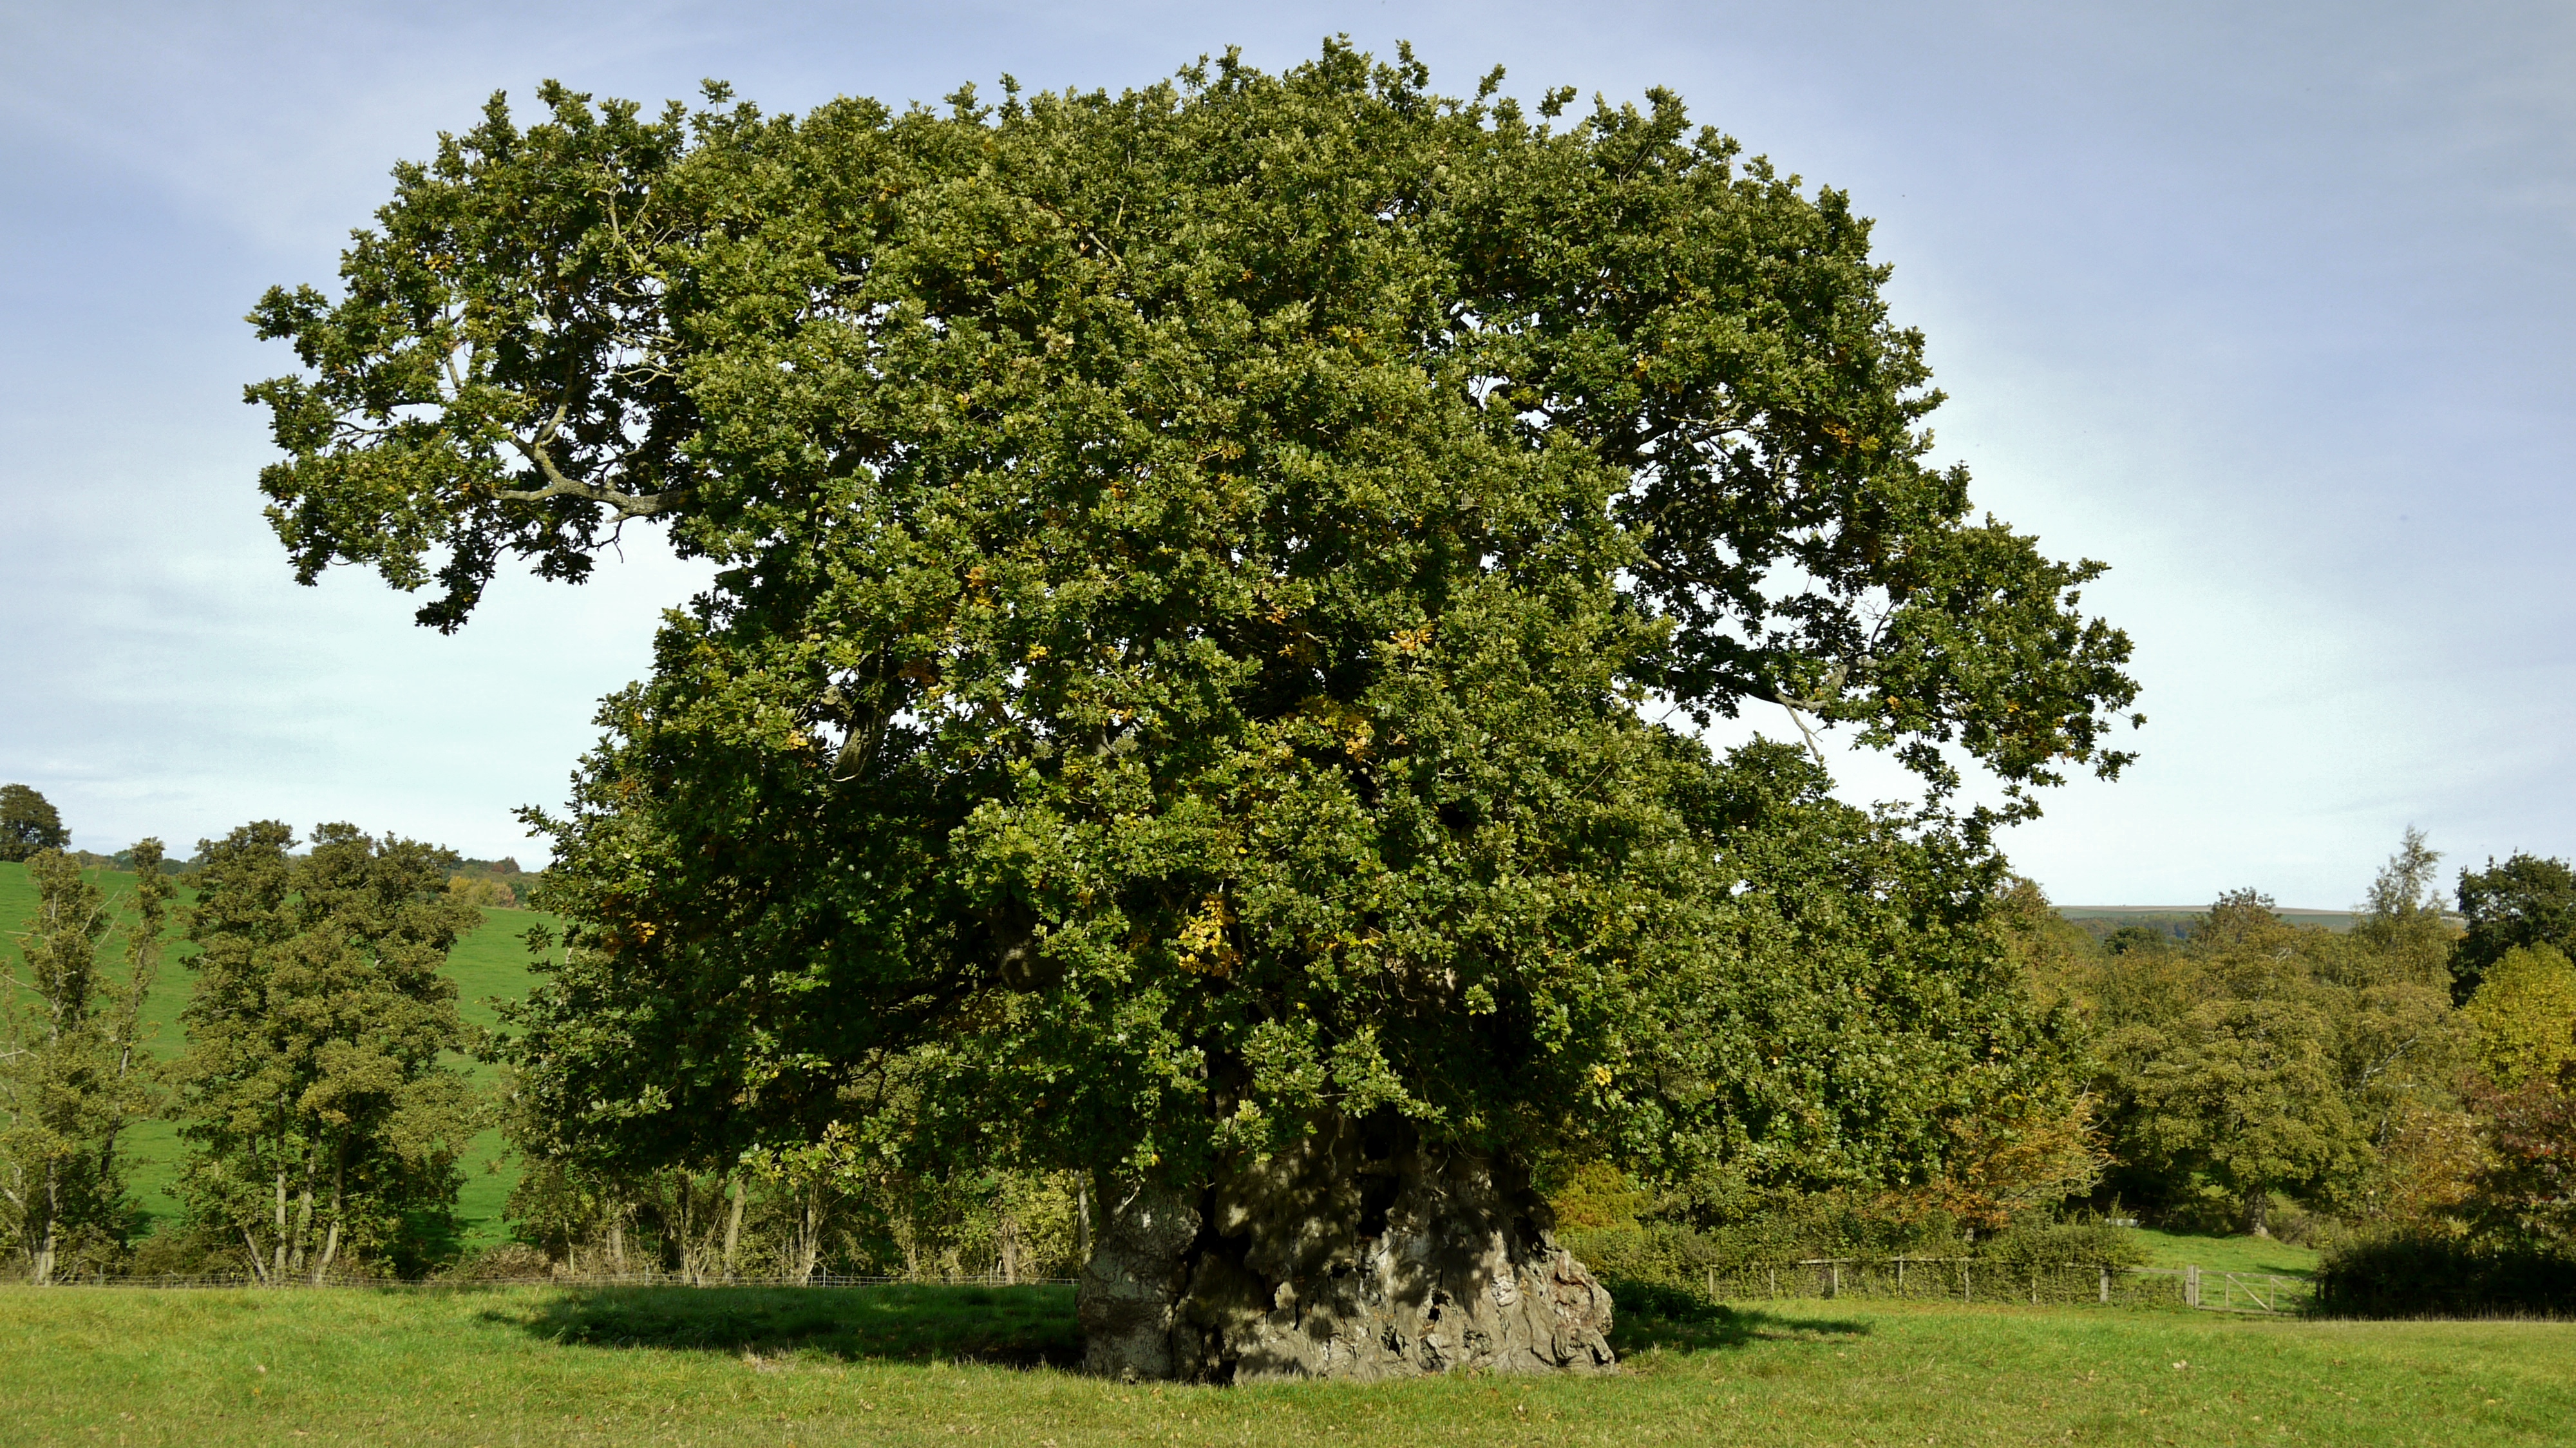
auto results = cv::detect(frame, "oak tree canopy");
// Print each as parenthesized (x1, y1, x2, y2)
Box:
(247, 42, 2137, 1375)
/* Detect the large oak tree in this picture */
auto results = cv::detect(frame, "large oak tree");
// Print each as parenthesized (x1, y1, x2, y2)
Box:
(247, 44, 2136, 1377)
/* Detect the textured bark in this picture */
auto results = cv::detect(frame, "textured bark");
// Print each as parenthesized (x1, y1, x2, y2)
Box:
(1077, 1118, 1615, 1383)
(1077, 1179, 1204, 1380)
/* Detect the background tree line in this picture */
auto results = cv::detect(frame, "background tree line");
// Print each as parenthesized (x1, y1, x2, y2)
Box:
(1414, 828, 2576, 1299)
(10, 797, 2576, 1303)
(12, 770, 2576, 1302)
(2051, 830, 2576, 1261)
(2, 787, 481, 1282)
(2021, 830, 2576, 1312)
(12, 776, 2576, 1297)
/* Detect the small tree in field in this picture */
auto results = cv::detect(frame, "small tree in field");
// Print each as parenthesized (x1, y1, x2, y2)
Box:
(245, 46, 2136, 1375)
(173, 823, 481, 1282)
(0, 785, 70, 863)
(0, 843, 169, 1281)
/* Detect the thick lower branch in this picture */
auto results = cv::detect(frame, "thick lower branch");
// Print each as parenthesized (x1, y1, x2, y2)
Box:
(493, 476, 679, 518)
(501, 435, 681, 518)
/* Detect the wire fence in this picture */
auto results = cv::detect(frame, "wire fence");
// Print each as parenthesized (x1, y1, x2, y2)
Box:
(12, 1259, 2309, 1315)
(1695, 1257, 2312, 1314)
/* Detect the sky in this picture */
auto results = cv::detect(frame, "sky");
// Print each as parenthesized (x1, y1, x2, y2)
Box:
(2, 0, 2570, 908)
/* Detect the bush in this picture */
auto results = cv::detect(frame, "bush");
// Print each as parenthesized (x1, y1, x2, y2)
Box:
(2315, 1232, 2576, 1317)
(1964, 1221, 2149, 1269)
(443, 1243, 555, 1281)
(124, 1222, 244, 1277)
(1591, 1275, 1724, 1322)
(2261, 1196, 2347, 1250)
(1562, 1199, 2147, 1293)
(1563, 1223, 1736, 1291)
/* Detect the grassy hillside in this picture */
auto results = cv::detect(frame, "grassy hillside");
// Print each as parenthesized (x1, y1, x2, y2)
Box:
(2132, 1228, 2322, 1279)
(0, 858, 552, 1252)
(1, 1286, 2569, 1446)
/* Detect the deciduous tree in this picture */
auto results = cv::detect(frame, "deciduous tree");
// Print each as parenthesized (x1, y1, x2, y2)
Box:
(0, 785, 70, 864)
(2454, 852, 2576, 1004)
(173, 823, 481, 1282)
(2461, 944, 2576, 1090)
(0, 846, 165, 1281)
(245, 46, 2137, 1375)
(2090, 892, 2369, 1234)
(2459, 1076, 2576, 1252)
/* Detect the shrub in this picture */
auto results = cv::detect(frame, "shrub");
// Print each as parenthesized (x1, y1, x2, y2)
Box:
(1562, 1199, 2146, 1294)
(2315, 1231, 2576, 1317)
(443, 1243, 554, 1281)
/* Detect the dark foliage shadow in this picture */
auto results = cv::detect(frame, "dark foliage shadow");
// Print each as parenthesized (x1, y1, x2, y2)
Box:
(1604, 1279, 1873, 1356)
(2314, 1237, 2576, 1319)
(490, 1278, 1859, 1371)
(488, 1282, 1081, 1367)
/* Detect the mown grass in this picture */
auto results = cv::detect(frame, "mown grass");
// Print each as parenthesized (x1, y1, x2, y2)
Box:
(2, 1284, 2568, 1446)
(0, 859, 550, 1249)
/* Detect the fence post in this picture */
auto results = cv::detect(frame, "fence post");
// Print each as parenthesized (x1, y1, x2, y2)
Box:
(2099, 1265, 2110, 1304)
(2184, 1264, 2200, 1309)
(1829, 1261, 1841, 1299)
(1897, 1255, 1906, 1295)
(1768, 1266, 1777, 1299)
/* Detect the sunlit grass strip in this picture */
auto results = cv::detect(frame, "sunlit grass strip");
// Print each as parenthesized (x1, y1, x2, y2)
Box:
(6, 1283, 2573, 1447)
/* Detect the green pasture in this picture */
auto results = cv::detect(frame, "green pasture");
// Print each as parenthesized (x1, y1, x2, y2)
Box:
(1, 1284, 2568, 1446)
(2132, 1228, 2320, 1279)
(0, 858, 552, 1250)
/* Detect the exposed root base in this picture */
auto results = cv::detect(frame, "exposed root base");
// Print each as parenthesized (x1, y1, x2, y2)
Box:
(1078, 1120, 1614, 1383)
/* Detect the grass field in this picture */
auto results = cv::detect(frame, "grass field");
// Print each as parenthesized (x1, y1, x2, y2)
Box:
(2131, 1229, 2320, 1279)
(0, 857, 552, 1248)
(0, 1284, 2568, 1447)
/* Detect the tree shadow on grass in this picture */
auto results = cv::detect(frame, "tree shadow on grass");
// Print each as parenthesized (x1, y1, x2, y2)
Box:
(1604, 1279, 1873, 1357)
(488, 1279, 1852, 1371)
(488, 1283, 1081, 1368)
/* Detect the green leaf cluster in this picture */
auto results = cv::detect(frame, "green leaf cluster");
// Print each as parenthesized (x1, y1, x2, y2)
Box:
(2453, 852, 2576, 1003)
(2461, 944, 2576, 1091)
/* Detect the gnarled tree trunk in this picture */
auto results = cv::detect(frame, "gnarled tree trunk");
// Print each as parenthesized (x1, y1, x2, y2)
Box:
(1078, 1116, 1614, 1383)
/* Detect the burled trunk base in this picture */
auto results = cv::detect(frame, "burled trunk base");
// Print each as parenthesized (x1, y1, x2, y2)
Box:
(1077, 1179, 1204, 1380)
(1077, 1119, 1614, 1383)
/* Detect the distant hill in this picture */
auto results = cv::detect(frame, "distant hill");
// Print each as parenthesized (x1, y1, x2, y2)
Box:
(2056, 905, 2363, 942)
